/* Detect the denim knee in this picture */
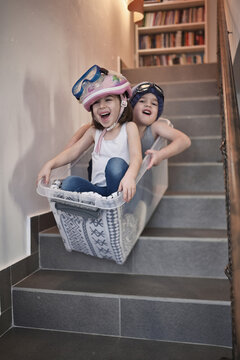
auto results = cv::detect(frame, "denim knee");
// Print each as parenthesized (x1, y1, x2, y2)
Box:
(61, 176, 79, 191)
(105, 157, 128, 180)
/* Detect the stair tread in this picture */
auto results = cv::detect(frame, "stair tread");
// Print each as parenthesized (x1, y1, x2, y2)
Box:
(141, 227, 227, 239)
(14, 269, 230, 302)
(42, 226, 228, 239)
(165, 96, 219, 101)
(164, 191, 225, 197)
(0, 327, 232, 360)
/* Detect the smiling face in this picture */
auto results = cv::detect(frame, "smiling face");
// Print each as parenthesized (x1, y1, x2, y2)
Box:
(133, 93, 158, 128)
(92, 95, 121, 129)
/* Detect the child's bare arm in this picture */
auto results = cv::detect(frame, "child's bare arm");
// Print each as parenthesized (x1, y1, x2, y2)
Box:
(38, 127, 94, 185)
(146, 119, 191, 169)
(118, 122, 142, 202)
(64, 123, 91, 150)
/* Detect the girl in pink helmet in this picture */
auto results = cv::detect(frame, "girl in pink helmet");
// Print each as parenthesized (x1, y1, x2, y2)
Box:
(37, 65, 142, 203)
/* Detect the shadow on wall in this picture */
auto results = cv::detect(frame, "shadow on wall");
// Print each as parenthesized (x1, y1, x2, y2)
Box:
(8, 72, 72, 216)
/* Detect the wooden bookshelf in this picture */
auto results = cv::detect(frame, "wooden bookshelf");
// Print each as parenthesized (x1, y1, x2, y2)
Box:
(136, 0, 207, 67)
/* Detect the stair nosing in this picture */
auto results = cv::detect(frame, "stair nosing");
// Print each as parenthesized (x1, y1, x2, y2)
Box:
(169, 162, 223, 166)
(139, 235, 227, 242)
(163, 192, 225, 198)
(168, 114, 220, 119)
(12, 286, 231, 306)
(13, 269, 230, 303)
(165, 96, 219, 102)
(159, 79, 217, 86)
(189, 135, 221, 140)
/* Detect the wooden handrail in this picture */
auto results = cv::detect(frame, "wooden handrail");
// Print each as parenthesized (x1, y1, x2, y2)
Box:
(217, 0, 240, 359)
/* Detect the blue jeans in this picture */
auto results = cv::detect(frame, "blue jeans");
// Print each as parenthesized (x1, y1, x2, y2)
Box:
(61, 157, 128, 196)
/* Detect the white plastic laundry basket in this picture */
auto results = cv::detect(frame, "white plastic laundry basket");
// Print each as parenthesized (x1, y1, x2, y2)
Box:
(37, 121, 170, 264)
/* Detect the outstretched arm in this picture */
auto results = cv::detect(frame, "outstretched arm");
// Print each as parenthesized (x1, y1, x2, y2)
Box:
(118, 122, 142, 202)
(64, 123, 91, 150)
(37, 127, 94, 185)
(145, 119, 191, 169)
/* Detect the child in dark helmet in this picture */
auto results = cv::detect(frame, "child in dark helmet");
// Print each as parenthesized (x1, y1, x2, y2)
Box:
(130, 82, 191, 169)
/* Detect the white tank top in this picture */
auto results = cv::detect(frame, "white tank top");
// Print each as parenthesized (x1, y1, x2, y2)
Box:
(91, 123, 130, 186)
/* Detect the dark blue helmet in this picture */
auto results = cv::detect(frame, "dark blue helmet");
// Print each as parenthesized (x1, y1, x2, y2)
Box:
(130, 82, 164, 119)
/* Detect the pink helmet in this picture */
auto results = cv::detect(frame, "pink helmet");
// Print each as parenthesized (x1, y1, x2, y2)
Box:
(72, 65, 132, 111)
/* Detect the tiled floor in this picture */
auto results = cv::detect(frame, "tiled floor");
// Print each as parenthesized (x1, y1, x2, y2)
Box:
(0, 327, 232, 360)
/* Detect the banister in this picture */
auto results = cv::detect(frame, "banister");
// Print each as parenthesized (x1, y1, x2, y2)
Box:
(217, 0, 240, 359)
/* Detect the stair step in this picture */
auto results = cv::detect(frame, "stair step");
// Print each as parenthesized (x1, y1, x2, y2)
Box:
(40, 227, 228, 278)
(148, 193, 227, 230)
(172, 144, 222, 165)
(161, 79, 218, 98)
(122, 63, 218, 83)
(163, 97, 220, 117)
(168, 162, 224, 192)
(13, 270, 231, 346)
(0, 327, 232, 360)
(171, 136, 222, 162)
(134, 228, 228, 278)
(169, 114, 221, 137)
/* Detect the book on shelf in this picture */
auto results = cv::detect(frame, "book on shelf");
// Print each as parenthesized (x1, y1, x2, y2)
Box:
(139, 52, 204, 67)
(139, 30, 204, 49)
(143, 6, 204, 27)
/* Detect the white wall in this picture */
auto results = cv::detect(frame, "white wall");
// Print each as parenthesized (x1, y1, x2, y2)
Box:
(225, 0, 240, 61)
(206, 0, 217, 63)
(0, 0, 134, 270)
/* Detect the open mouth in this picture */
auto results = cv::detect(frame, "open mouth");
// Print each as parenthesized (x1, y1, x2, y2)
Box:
(100, 111, 111, 120)
(143, 109, 152, 115)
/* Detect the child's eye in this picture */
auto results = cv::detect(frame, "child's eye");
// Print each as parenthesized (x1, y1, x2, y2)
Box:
(152, 102, 158, 106)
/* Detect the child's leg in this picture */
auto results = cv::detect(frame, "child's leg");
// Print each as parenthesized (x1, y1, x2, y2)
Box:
(105, 157, 128, 196)
(61, 157, 128, 196)
(61, 176, 107, 196)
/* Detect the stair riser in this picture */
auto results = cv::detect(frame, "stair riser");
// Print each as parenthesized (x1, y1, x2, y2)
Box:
(168, 164, 225, 192)
(171, 138, 222, 162)
(13, 290, 119, 336)
(169, 116, 221, 137)
(123, 64, 218, 83)
(163, 98, 220, 117)
(39, 235, 227, 278)
(13, 290, 231, 347)
(121, 298, 231, 347)
(148, 197, 227, 229)
(162, 81, 218, 99)
(132, 238, 228, 278)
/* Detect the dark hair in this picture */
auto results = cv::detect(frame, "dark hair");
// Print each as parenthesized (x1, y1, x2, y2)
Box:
(91, 94, 133, 130)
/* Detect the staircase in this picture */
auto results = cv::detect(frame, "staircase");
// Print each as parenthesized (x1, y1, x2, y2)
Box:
(0, 64, 232, 359)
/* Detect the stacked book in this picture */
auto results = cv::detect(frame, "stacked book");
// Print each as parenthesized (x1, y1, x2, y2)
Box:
(143, 6, 204, 27)
(139, 53, 204, 66)
(139, 29, 204, 49)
